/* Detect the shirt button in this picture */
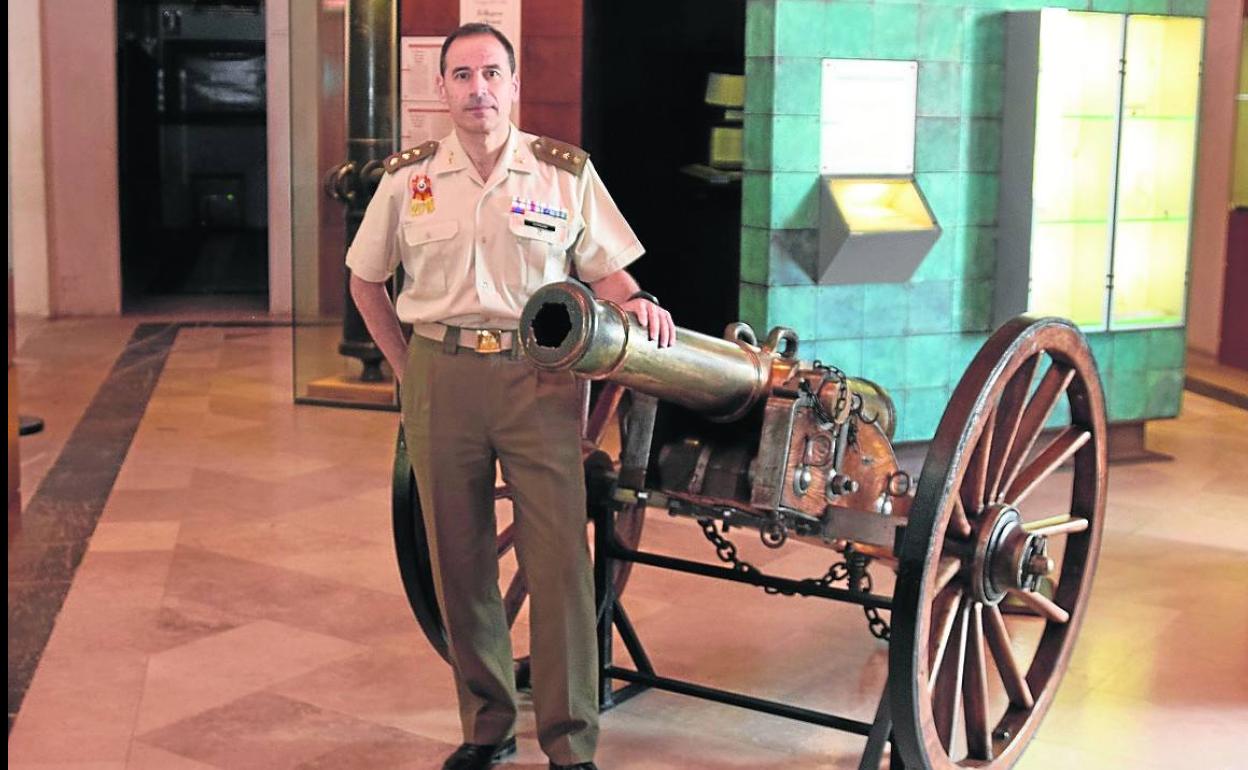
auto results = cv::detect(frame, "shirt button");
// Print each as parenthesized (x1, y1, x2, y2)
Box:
(480, 237, 487, 244)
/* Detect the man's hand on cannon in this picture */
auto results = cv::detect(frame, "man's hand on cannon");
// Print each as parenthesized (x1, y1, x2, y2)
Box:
(621, 292, 675, 349)
(588, 270, 676, 348)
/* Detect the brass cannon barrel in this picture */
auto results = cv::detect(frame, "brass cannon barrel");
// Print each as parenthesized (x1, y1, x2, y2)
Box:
(519, 281, 895, 434)
(520, 282, 769, 420)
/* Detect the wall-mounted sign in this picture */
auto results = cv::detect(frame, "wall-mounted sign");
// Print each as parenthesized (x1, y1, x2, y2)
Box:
(402, 106, 454, 149)
(460, 0, 520, 52)
(819, 59, 917, 176)
(400, 36, 449, 147)
(401, 36, 444, 103)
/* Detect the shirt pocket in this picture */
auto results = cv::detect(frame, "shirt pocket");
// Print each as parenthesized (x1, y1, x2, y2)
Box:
(509, 213, 568, 293)
(401, 219, 459, 299)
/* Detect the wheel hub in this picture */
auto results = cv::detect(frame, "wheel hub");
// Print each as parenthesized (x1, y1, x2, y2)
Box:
(971, 504, 1053, 604)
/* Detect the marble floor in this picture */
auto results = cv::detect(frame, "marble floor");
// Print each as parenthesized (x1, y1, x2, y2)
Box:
(7, 316, 1248, 769)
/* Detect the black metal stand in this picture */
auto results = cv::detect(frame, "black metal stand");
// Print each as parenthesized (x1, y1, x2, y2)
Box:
(592, 500, 904, 769)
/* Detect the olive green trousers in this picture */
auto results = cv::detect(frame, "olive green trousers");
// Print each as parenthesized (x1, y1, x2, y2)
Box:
(401, 335, 598, 764)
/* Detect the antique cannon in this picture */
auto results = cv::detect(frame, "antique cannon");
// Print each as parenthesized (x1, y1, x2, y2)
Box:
(392, 280, 1108, 769)
(523, 282, 910, 555)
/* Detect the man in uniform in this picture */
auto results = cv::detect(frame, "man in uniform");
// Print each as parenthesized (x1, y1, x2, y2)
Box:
(346, 23, 673, 770)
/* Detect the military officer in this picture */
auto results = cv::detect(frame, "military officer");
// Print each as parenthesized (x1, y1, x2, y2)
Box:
(346, 22, 673, 770)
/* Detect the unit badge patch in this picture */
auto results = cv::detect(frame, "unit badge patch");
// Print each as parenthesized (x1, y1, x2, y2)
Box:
(410, 175, 435, 216)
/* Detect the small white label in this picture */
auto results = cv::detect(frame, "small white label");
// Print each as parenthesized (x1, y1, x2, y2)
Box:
(820, 59, 918, 176)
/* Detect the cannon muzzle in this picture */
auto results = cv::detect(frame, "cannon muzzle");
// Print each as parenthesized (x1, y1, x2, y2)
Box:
(520, 281, 895, 435)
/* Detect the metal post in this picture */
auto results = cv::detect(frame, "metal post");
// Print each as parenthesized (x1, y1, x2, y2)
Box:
(594, 496, 616, 710)
(858, 680, 898, 770)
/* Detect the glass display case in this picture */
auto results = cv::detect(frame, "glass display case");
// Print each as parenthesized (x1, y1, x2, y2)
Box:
(814, 59, 939, 286)
(996, 10, 1203, 332)
(289, 1, 398, 409)
(1027, 11, 1122, 330)
(1110, 15, 1203, 329)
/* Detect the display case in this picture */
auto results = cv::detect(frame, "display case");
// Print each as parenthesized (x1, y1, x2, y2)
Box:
(289, 1, 399, 409)
(1111, 15, 1203, 329)
(996, 10, 1203, 331)
(813, 59, 940, 286)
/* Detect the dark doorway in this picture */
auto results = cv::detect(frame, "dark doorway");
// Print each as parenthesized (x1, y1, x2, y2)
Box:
(117, 0, 269, 311)
(582, 0, 746, 338)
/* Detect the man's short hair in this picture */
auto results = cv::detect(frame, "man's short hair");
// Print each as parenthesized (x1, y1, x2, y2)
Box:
(439, 23, 516, 75)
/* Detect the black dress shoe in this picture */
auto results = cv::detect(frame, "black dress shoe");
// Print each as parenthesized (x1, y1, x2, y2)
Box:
(442, 736, 517, 770)
(549, 763, 598, 770)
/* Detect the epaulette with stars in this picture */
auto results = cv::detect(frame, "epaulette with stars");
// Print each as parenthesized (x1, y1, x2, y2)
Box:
(384, 140, 439, 174)
(532, 136, 588, 177)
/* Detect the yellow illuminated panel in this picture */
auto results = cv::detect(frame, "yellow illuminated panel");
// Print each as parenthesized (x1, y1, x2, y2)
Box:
(1028, 10, 1123, 327)
(705, 73, 745, 108)
(1031, 223, 1112, 328)
(828, 179, 934, 233)
(1110, 15, 1202, 328)
(708, 126, 743, 168)
(1109, 221, 1190, 326)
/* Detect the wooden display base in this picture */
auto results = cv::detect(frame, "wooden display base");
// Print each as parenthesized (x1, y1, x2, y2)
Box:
(306, 375, 395, 406)
(1106, 421, 1172, 465)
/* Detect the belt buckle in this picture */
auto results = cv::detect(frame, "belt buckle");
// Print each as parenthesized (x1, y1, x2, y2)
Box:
(475, 329, 503, 354)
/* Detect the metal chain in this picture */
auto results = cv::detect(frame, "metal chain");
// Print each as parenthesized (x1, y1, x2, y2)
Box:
(803, 361, 850, 430)
(697, 518, 891, 641)
(799, 363, 890, 639)
(690, 363, 891, 637)
(697, 518, 771, 587)
(847, 550, 892, 641)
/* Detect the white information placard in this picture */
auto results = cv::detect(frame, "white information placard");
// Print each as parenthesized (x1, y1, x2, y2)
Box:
(400, 36, 451, 148)
(401, 105, 455, 148)
(820, 59, 918, 176)
(401, 36, 445, 103)
(460, 0, 520, 54)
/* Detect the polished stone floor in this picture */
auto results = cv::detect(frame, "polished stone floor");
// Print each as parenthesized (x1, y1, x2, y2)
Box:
(8, 316, 1248, 769)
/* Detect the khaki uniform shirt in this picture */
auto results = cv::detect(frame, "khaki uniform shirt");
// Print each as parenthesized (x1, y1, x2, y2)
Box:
(346, 126, 644, 329)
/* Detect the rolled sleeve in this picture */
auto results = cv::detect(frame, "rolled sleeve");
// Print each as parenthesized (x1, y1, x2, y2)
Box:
(570, 160, 644, 284)
(345, 170, 402, 283)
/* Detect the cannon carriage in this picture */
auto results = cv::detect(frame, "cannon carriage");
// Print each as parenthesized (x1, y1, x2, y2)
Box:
(392, 281, 1107, 769)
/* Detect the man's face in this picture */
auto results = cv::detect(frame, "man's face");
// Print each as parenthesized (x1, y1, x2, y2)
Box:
(437, 34, 518, 137)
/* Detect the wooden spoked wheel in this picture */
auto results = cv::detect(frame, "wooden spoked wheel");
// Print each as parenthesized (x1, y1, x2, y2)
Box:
(392, 382, 646, 672)
(890, 316, 1108, 769)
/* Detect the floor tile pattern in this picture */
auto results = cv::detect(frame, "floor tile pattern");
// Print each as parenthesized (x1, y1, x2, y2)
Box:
(8, 324, 180, 732)
(8, 318, 1248, 769)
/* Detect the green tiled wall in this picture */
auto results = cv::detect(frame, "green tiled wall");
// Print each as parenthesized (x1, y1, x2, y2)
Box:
(742, 0, 1202, 442)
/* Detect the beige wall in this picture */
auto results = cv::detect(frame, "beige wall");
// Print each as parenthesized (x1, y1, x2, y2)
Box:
(41, 0, 122, 316)
(8, 2, 50, 317)
(9, 1, 294, 318)
(268, 1, 293, 315)
(289, 2, 325, 319)
(1188, 0, 1245, 355)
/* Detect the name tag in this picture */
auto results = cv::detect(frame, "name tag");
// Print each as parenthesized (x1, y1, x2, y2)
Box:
(509, 209, 564, 244)
(524, 218, 557, 233)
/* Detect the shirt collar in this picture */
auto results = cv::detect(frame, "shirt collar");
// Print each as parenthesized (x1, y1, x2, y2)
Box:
(431, 125, 533, 178)
(430, 130, 468, 176)
(505, 127, 535, 175)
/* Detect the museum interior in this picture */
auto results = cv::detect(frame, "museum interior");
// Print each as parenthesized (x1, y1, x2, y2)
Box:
(7, 1, 1247, 768)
